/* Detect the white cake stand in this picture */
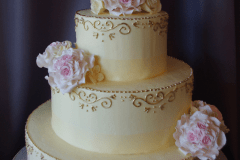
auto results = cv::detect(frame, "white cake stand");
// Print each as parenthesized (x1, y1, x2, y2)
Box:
(13, 147, 228, 160)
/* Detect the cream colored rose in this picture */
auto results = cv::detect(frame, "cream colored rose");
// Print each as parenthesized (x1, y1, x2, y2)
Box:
(141, 0, 162, 14)
(88, 65, 104, 84)
(91, 0, 106, 15)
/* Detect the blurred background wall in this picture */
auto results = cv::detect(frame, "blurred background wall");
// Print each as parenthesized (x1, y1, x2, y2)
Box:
(0, 0, 239, 159)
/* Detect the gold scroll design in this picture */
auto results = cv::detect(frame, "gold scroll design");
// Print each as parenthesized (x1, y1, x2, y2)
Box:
(129, 87, 177, 113)
(129, 82, 193, 113)
(69, 90, 116, 110)
(75, 17, 131, 40)
(133, 14, 168, 35)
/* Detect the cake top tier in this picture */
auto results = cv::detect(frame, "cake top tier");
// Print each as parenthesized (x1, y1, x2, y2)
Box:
(90, 0, 162, 16)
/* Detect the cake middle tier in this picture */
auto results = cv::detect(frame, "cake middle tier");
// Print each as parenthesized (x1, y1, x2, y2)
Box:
(75, 9, 169, 81)
(51, 57, 193, 154)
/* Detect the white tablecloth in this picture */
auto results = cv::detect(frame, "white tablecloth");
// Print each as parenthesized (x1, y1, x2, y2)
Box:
(13, 146, 228, 160)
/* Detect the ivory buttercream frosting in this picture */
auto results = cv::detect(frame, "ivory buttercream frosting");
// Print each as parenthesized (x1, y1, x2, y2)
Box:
(26, 1, 228, 160)
(75, 9, 168, 82)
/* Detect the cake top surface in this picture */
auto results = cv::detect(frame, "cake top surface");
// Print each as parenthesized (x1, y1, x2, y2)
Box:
(76, 9, 168, 20)
(79, 57, 193, 92)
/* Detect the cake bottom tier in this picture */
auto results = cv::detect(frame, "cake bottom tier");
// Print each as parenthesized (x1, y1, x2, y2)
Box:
(25, 101, 193, 160)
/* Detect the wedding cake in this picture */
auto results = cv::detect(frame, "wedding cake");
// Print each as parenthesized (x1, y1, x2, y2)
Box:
(25, 1, 228, 160)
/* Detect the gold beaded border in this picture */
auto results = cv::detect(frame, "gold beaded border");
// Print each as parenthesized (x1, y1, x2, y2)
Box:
(75, 9, 169, 21)
(77, 57, 193, 93)
(25, 100, 61, 160)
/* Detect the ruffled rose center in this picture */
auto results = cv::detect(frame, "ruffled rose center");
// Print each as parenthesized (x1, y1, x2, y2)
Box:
(120, 0, 131, 4)
(187, 132, 198, 144)
(187, 122, 213, 147)
(197, 122, 207, 130)
(202, 135, 212, 146)
(60, 65, 72, 78)
(54, 55, 73, 71)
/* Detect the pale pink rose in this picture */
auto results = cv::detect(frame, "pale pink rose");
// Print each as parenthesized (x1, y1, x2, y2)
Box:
(173, 111, 227, 160)
(46, 48, 95, 94)
(103, 0, 145, 16)
(36, 41, 72, 72)
(37, 41, 95, 94)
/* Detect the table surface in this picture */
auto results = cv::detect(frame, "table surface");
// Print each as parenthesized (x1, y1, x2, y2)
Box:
(13, 146, 228, 160)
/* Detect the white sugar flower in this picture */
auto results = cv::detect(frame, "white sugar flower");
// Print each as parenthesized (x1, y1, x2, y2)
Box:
(36, 41, 95, 94)
(141, 0, 162, 14)
(173, 111, 226, 160)
(91, 0, 106, 14)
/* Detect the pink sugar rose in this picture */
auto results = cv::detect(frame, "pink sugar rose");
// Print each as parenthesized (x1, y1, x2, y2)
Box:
(36, 41, 72, 72)
(37, 41, 95, 94)
(45, 48, 95, 94)
(173, 111, 226, 160)
(103, 0, 145, 16)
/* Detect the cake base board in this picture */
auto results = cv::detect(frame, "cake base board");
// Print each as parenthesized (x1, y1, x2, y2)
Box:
(25, 100, 192, 160)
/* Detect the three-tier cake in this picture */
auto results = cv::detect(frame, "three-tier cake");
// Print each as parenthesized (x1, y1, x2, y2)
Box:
(25, 1, 228, 160)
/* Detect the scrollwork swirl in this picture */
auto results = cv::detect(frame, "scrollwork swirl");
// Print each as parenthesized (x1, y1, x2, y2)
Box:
(130, 87, 177, 108)
(75, 17, 131, 35)
(133, 14, 169, 35)
(69, 90, 116, 109)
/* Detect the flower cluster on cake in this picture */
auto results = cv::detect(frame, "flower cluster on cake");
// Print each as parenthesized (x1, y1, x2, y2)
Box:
(173, 100, 229, 160)
(90, 0, 162, 15)
(36, 41, 104, 94)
